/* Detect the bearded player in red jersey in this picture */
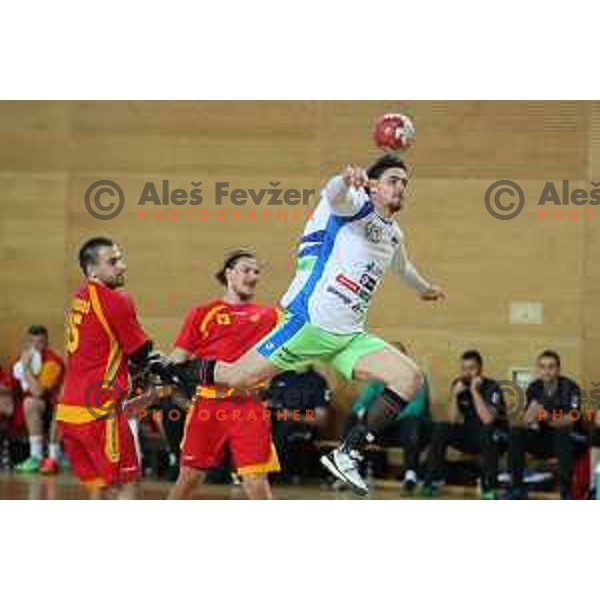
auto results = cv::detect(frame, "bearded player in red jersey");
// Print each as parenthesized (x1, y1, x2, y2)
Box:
(167, 250, 280, 500)
(57, 237, 154, 499)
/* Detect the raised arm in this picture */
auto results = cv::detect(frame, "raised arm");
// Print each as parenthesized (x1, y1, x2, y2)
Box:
(323, 167, 369, 216)
(391, 237, 446, 301)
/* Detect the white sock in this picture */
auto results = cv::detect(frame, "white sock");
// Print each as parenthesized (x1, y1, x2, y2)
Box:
(591, 448, 600, 483)
(49, 443, 61, 461)
(128, 418, 141, 461)
(29, 436, 43, 460)
(404, 469, 417, 483)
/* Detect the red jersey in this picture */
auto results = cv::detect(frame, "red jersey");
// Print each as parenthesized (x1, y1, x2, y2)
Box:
(0, 366, 12, 389)
(58, 281, 149, 423)
(174, 299, 279, 398)
(39, 348, 65, 402)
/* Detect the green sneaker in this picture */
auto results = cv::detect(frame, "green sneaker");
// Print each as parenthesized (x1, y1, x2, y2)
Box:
(15, 456, 41, 473)
(481, 489, 497, 500)
(421, 482, 442, 497)
(59, 455, 71, 472)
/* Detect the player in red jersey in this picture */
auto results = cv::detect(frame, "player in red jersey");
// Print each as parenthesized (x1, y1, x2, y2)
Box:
(57, 237, 154, 499)
(167, 250, 280, 500)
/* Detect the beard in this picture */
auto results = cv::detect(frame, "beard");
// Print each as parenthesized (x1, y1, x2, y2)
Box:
(375, 190, 404, 213)
(103, 274, 125, 289)
(390, 200, 403, 212)
(387, 197, 404, 213)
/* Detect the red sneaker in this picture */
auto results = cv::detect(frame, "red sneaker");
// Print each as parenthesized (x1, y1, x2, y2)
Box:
(40, 457, 59, 475)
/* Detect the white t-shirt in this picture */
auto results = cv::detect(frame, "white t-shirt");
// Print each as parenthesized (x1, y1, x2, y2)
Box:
(280, 176, 431, 334)
(12, 350, 42, 392)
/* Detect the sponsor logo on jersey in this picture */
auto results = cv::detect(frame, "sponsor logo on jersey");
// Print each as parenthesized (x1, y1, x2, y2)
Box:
(365, 261, 384, 277)
(359, 273, 377, 292)
(336, 273, 361, 294)
(358, 288, 372, 302)
(351, 302, 368, 315)
(365, 222, 383, 244)
(326, 285, 353, 305)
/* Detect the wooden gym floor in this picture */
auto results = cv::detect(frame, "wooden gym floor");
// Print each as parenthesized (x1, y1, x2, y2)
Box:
(0, 472, 555, 500)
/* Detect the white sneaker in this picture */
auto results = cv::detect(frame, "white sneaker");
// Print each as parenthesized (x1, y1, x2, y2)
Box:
(321, 449, 369, 496)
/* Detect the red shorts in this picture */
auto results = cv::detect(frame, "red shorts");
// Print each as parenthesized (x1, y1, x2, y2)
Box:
(181, 400, 279, 476)
(58, 413, 140, 488)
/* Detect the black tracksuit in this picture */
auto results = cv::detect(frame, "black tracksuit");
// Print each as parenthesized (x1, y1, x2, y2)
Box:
(425, 377, 508, 492)
(508, 376, 582, 495)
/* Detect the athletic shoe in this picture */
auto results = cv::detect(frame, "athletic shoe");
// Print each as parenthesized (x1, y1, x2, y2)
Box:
(421, 481, 442, 497)
(15, 456, 41, 473)
(502, 486, 529, 500)
(320, 449, 369, 496)
(480, 489, 497, 500)
(40, 457, 59, 475)
(403, 469, 418, 493)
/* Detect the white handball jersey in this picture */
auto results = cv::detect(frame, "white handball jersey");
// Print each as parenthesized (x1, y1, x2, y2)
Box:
(280, 175, 432, 334)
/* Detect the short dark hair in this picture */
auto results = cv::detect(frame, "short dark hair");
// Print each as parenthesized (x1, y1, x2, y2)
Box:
(461, 350, 483, 368)
(215, 250, 257, 286)
(27, 324, 48, 337)
(393, 341, 408, 354)
(367, 153, 408, 181)
(538, 349, 561, 368)
(78, 237, 114, 276)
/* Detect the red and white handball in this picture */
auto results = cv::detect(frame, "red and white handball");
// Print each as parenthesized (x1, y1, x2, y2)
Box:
(373, 113, 416, 152)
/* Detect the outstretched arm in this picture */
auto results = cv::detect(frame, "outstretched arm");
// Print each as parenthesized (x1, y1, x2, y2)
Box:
(391, 238, 446, 301)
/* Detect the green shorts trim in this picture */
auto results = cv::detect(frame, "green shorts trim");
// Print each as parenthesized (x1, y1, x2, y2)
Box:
(256, 310, 387, 379)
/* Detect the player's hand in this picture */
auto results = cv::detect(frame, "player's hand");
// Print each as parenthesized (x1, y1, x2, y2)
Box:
(452, 379, 467, 397)
(470, 376, 483, 393)
(20, 348, 33, 367)
(419, 285, 447, 302)
(148, 355, 201, 400)
(342, 165, 368, 189)
(123, 386, 159, 416)
(523, 400, 543, 427)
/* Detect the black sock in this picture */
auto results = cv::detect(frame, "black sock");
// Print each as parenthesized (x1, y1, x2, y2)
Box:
(366, 387, 409, 434)
(339, 388, 410, 455)
(340, 422, 370, 455)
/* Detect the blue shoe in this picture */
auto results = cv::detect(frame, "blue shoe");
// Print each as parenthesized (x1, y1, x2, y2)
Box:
(502, 486, 529, 500)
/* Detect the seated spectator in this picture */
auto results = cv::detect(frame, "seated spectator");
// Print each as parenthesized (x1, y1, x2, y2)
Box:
(505, 350, 582, 500)
(424, 350, 507, 499)
(13, 325, 65, 474)
(138, 392, 187, 481)
(0, 366, 14, 422)
(346, 343, 432, 491)
(591, 411, 600, 498)
(266, 366, 331, 483)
